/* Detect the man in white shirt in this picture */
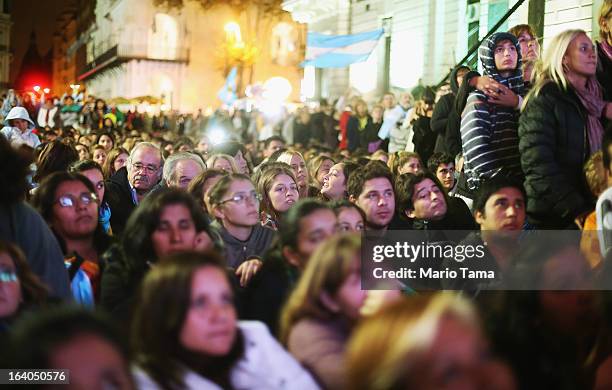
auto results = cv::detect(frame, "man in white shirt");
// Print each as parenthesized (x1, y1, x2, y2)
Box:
(37, 99, 59, 128)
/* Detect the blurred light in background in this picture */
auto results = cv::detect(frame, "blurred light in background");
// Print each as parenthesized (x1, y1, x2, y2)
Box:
(263, 77, 292, 102)
(208, 126, 228, 145)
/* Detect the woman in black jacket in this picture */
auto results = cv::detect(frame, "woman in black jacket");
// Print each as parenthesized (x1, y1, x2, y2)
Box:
(519, 29, 612, 228)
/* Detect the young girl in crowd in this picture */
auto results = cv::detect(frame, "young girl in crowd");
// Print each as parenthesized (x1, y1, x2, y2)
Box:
(519, 29, 612, 228)
(257, 163, 300, 230)
(91, 144, 107, 167)
(100, 189, 218, 321)
(208, 174, 275, 285)
(187, 169, 227, 216)
(32, 171, 111, 303)
(102, 147, 129, 179)
(206, 154, 239, 174)
(69, 160, 113, 235)
(281, 234, 367, 390)
(332, 200, 365, 232)
(132, 251, 320, 390)
(277, 150, 312, 198)
(320, 161, 360, 201)
(0, 240, 48, 333)
(75, 143, 90, 161)
(346, 293, 516, 390)
(307, 155, 335, 190)
(96, 132, 115, 152)
(239, 199, 337, 335)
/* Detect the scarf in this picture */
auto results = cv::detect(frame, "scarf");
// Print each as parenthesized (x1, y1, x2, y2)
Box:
(572, 76, 606, 154)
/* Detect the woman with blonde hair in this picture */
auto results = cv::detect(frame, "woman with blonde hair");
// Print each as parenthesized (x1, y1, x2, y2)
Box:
(346, 293, 516, 390)
(206, 154, 239, 174)
(519, 29, 612, 228)
(280, 234, 366, 390)
(276, 150, 311, 198)
(102, 147, 129, 179)
(307, 155, 335, 190)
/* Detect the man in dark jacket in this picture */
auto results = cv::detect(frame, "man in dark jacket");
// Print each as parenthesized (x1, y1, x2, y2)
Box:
(460, 32, 525, 192)
(106, 142, 162, 234)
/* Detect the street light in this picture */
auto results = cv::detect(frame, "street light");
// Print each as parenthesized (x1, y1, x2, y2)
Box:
(43, 88, 50, 94)
(224, 22, 243, 46)
(33, 85, 40, 92)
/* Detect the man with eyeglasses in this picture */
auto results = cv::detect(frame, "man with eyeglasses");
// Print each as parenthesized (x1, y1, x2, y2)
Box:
(209, 174, 276, 287)
(106, 142, 163, 234)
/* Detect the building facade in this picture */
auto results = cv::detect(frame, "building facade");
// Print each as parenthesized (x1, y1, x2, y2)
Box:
(0, 0, 11, 90)
(52, 0, 95, 98)
(284, 0, 605, 101)
(79, 0, 305, 112)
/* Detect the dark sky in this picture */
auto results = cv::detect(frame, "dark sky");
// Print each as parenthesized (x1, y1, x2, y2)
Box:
(10, 0, 73, 82)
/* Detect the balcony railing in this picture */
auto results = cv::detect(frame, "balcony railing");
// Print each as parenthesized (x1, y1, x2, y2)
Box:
(79, 42, 189, 80)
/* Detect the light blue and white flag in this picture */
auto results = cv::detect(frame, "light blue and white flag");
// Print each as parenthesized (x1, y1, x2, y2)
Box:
(302, 29, 384, 68)
(217, 67, 238, 105)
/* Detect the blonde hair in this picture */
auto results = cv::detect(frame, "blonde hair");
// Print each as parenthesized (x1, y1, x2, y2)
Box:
(584, 150, 606, 197)
(346, 293, 478, 390)
(307, 155, 335, 188)
(599, 0, 612, 43)
(277, 149, 310, 187)
(279, 234, 361, 344)
(205, 153, 239, 173)
(524, 29, 589, 108)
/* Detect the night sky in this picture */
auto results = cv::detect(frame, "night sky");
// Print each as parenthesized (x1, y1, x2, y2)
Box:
(10, 0, 74, 83)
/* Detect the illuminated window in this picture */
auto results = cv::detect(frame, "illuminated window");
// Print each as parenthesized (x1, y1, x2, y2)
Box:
(271, 22, 300, 66)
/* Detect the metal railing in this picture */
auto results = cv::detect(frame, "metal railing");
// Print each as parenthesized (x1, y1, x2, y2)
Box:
(436, 0, 527, 88)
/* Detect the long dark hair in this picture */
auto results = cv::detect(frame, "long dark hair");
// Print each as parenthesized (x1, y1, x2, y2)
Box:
(131, 251, 244, 390)
(30, 171, 110, 256)
(33, 140, 79, 183)
(120, 188, 217, 284)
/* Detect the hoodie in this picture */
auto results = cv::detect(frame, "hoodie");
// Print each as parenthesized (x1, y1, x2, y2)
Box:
(213, 221, 276, 269)
(460, 32, 525, 191)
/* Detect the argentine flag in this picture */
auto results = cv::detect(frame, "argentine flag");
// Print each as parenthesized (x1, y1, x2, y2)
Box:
(217, 67, 238, 105)
(302, 29, 384, 68)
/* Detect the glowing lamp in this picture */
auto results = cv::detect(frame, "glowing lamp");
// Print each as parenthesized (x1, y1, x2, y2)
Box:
(33, 86, 40, 92)
(43, 88, 50, 94)
(263, 77, 292, 102)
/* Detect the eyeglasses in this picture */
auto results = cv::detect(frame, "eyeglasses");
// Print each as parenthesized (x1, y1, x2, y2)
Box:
(219, 191, 262, 205)
(0, 270, 18, 283)
(55, 192, 98, 208)
(132, 162, 159, 174)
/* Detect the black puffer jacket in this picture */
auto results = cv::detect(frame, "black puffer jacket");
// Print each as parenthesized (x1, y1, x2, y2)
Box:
(518, 81, 593, 228)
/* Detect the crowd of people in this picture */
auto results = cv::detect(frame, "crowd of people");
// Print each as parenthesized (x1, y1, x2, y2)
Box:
(1, 3, 612, 389)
